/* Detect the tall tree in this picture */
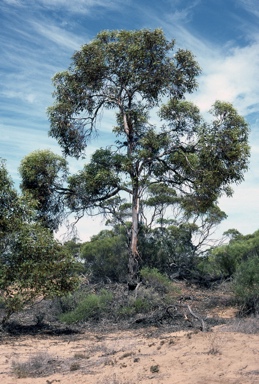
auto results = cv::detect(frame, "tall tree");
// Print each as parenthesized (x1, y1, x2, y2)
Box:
(48, 29, 250, 284)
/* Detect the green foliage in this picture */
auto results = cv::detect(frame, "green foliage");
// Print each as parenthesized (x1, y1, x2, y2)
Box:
(0, 224, 79, 321)
(233, 255, 259, 314)
(139, 224, 196, 276)
(80, 218, 229, 283)
(0, 159, 34, 237)
(48, 29, 200, 157)
(117, 280, 178, 318)
(201, 229, 259, 278)
(19, 150, 68, 231)
(59, 289, 113, 324)
(133, 297, 152, 313)
(118, 296, 152, 317)
(61, 239, 85, 274)
(0, 159, 78, 322)
(81, 229, 128, 282)
(206, 244, 244, 277)
(140, 267, 172, 293)
(62, 238, 82, 257)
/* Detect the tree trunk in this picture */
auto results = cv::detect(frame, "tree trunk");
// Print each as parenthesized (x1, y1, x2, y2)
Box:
(128, 187, 140, 287)
(123, 108, 140, 288)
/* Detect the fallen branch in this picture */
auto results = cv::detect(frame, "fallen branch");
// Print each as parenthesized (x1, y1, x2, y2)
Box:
(166, 303, 206, 331)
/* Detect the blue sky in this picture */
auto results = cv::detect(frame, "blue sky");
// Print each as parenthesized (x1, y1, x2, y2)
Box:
(1, 0, 259, 242)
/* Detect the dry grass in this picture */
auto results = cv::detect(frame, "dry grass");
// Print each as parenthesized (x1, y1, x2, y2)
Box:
(11, 352, 56, 378)
(218, 315, 259, 334)
(203, 332, 223, 356)
(97, 373, 134, 384)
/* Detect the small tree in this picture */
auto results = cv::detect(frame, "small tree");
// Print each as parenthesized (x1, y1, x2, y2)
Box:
(203, 229, 259, 278)
(19, 150, 68, 231)
(0, 159, 78, 323)
(48, 29, 250, 284)
(81, 229, 128, 282)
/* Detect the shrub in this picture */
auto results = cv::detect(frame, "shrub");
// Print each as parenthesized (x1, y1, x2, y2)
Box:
(140, 267, 173, 293)
(56, 287, 88, 313)
(134, 297, 152, 313)
(233, 255, 259, 314)
(59, 289, 113, 324)
(117, 281, 176, 318)
(117, 294, 153, 317)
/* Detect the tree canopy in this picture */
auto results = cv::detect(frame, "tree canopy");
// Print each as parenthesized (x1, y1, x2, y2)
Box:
(19, 150, 68, 231)
(47, 28, 250, 283)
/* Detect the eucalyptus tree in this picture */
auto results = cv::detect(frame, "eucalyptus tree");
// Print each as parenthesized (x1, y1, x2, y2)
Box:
(0, 159, 78, 322)
(48, 29, 250, 284)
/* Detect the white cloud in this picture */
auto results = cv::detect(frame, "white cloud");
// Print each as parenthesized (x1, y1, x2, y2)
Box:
(150, 15, 259, 117)
(191, 41, 259, 116)
(139, 2, 259, 119)
(31, 21, 85, 51)
(40, 0, 121, 9)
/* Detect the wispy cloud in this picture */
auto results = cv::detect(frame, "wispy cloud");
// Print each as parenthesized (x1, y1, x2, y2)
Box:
(40, 0, 123, 13)
(2, 0, 124, 14)
(2, 0, 22, 5)
(31, 21, 85, 51)
(158, 0, 201, 24)
(143, 4, 259, 118)
(238, 0, 259, 18)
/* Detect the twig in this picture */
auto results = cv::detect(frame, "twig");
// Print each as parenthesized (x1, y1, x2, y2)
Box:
(134, 282, 142, 298)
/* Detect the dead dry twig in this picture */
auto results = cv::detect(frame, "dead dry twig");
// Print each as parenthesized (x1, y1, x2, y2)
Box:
(166, 303, 206, 331)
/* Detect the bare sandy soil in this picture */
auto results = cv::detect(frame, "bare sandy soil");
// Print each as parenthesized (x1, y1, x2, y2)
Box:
(0, 283, 258, 384)
(0, 324, 258, 384)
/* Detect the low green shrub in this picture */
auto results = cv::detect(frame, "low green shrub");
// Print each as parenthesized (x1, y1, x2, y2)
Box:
(140, 267, 174, 293)
(118, 296, 152, 317)
(56, 288, 88, 313)
(134, 297, 152, 313)
(233, 255, 259, 314)
(59, 289, 113, 324)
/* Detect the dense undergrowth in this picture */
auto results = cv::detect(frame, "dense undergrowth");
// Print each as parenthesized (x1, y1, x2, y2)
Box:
(56, 268, 180, 325)
(0, 265, 258, 331)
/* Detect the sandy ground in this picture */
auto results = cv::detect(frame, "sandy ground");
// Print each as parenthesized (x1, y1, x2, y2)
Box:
(0, 324, 258, 384)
